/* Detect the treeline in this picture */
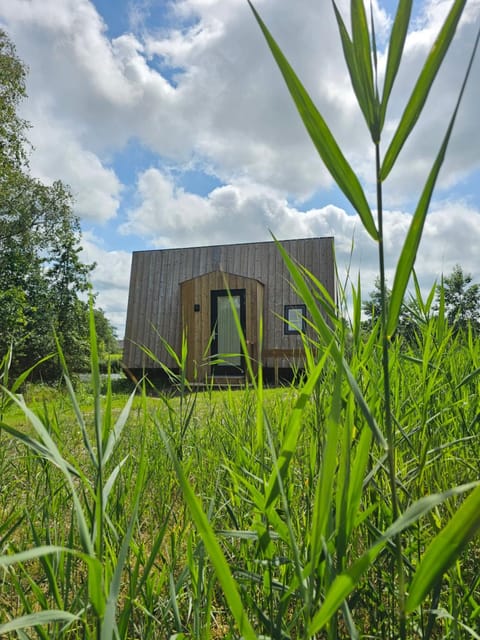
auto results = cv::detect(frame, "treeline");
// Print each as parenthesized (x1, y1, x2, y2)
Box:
(362, 265, 480, 341)
(0, 30, 117, 379)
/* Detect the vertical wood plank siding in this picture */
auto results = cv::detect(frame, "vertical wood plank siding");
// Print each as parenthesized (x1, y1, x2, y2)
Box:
(123, 237, 335, 371)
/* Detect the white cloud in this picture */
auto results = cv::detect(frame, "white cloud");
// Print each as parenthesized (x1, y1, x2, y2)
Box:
(121, 168, 480, 301)
(26, 114, 122, 222)
(80, 232, 132, 335)
(3, 0, 478, 206)
(1, 0, 479, 334)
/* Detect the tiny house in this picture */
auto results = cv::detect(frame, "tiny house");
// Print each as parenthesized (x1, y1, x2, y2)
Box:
(123, 237, 335, 383)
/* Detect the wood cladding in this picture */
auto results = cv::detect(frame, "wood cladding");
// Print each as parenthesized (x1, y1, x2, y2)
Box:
(181, 271, 264, 381)
(123, 237, 335, 374)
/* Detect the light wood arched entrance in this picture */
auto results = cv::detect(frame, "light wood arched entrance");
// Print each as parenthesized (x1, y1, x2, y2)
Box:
(180, 271, 264, 382)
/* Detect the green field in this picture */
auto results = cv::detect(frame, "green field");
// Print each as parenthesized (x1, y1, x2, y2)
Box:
(1, 307, 479, 638)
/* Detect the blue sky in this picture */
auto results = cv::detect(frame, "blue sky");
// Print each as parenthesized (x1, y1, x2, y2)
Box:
(1, 0, 479, 334)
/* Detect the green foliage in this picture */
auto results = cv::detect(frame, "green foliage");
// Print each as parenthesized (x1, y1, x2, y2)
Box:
(0, 29, 29, 171)
(1, 310, 480, 637)
(0, 311, 158, 639)
(437, 264, 480, 333)
(362, 275, 428, 342)
(0, 29, 118, 380)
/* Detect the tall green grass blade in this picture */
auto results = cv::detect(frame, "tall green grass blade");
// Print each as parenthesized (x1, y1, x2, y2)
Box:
(429, 609, 480, 639)
(332, 2, 374, 136)
(456, 366, 480, 390)
(381, 0, 467, 180)
(28, 515, 64, 610)
(248, 1, 378, 240)
(275, 239, 386, 448)
(102, 387, 137, 465)
(346, 424, 373, 542)
(55, 331, 96, 467)
(350, 0, 377, 137)
(380, 0, 412, 130)
(308, 482, 479, 634)
(0, 353, 54, 415)
(263, 420, 308, 607)
(102, 362, 113, 455)
(159, 428, 257, 640)
(0, 611, 79, 635)
(308, 366, 342, 583)
(255, 315, 264, 450)
(135, 510, 172, 594)
(102, 448, 147, 640)
(169, 570, 184, 633)
(0, 545, 67, 567)
(1, 391, 94, 555)
(265, 344, 332, 508)
(0, 421, 80, 478)
(224, 283, 257, 386)
(102, 455, 128, 507)
(351, 274, 362, 347)
(387, 24, 480, 338)
(0, 510, 24, 549)
(89, 298, 103, 467)
(86, 554, 105, 617)
(406, 484, 480, 612)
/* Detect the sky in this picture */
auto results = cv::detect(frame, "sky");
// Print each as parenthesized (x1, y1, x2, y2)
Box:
(1, 0, 479, 337)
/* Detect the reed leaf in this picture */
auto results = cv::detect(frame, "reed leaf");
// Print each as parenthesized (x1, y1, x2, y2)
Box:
(101, 449, 147, 640)
(0, 611, 79, 635)
(406, 483, 480, 612)
(0, 545, 68, 567)
(248, 1, 378, 240)
(381, 0, 467, 180)
(332, 2, 375, 136)
(275, 239, 386, 448)
(159, 427, 257, 640)
(380, 0, 412, 130)
(346, 424, 373, 542)
(350, 0, 377, 137)
(55, 332, 96, 466)
(102, 387, 137, 465)
(308, 482, 479, 634)
(265, 343, 332, 509)
(0, 421, 80, 478)
(308, 366, 342, 589)
(1, 391, 94, 555)
(387, 24, 480, 338)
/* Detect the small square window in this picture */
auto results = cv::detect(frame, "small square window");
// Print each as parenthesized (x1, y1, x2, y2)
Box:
(284, 304, 306, 335)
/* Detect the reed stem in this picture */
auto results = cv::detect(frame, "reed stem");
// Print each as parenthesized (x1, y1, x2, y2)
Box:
(375, 142, 405, 639)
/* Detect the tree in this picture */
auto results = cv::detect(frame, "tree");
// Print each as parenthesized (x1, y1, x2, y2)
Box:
(362, 277, 388, 326)
(362, 278, 420, 342)
(93, 308, 118, 355)
(0, 29, 29, 172)
(437, 264, 480, 333)
(0, 29, 100, 378)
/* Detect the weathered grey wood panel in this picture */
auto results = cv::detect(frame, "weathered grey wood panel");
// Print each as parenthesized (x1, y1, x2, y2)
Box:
(123, 237, 335, 371)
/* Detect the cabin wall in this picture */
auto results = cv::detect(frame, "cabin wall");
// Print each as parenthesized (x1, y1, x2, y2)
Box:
(123, 237, 335, 372)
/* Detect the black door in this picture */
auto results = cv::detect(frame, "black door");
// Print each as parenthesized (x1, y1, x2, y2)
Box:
(211, 289, 246, 375)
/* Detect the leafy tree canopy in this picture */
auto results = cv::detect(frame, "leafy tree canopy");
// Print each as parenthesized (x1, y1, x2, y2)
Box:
(0, 29, 116, 379)
(362, 266, 480, 342)
(437, 264, 480, 333)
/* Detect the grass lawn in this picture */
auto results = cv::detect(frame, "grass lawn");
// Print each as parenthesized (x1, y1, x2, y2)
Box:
(1, 334, 480, 639)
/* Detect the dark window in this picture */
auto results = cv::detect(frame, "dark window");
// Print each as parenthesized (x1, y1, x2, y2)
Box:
(284, 304, 306, 334)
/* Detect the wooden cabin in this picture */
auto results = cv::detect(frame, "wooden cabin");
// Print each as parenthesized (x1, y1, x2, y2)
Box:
(123, 237, 335, 384)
